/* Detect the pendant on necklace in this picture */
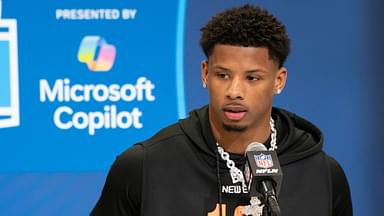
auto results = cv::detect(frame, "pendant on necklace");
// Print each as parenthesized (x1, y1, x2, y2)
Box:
(242, 197, 264, 216)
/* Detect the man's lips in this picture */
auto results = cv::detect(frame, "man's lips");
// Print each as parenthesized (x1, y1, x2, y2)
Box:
(224, 111, 246, 120)
(223, 105, 247, 121)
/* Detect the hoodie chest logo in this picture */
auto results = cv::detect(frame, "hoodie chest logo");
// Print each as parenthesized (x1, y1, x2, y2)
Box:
(221, 184, 248, 194)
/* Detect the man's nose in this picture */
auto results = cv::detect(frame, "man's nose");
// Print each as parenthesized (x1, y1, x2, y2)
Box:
(226, 77, 244, 100)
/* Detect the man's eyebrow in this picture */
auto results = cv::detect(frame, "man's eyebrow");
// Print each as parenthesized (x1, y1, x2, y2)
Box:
(212, 65, 229, 70)
(245, 69, 267, 73)
(213, 65, 267, 73)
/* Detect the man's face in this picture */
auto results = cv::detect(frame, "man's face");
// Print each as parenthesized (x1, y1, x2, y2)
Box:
(202, 44, 287, 132)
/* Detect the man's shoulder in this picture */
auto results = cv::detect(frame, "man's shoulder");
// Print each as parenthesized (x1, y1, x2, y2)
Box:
(140, 121, 186, 148)
(110, 123, 186, 180)
(117, 121, 186, 161)
(323, 154, 348, 181)
(324, 155, 353, 214)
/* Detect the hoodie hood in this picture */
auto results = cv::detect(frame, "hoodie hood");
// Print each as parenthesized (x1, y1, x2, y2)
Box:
(179, 105, 323, 165)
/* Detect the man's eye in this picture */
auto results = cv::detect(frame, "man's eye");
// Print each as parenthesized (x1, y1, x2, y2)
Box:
(247, 75, 260, 81)
(217, 72, 229, 79)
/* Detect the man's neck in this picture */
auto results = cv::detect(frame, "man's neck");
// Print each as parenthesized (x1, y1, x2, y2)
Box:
(210, 118, 271, 154)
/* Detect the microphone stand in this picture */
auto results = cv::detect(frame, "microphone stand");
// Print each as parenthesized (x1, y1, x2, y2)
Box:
(260, 181, 280, 216)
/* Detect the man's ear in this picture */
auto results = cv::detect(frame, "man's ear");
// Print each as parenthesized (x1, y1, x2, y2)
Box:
(201, 60, 209, 88)
(274, 67, 287, 95)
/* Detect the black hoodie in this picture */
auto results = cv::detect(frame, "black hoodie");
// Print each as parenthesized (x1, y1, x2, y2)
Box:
(91, 106, 352, 216)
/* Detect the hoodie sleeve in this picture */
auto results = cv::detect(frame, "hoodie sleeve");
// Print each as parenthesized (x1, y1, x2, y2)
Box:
(327, 156, 353, 216)
(90, 144, 143, 216)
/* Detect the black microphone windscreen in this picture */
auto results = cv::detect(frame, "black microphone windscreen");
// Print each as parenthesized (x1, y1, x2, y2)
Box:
(244, 142, 283, 197)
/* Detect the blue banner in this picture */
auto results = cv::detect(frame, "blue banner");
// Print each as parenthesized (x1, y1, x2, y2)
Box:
(0, 0, 185, 171)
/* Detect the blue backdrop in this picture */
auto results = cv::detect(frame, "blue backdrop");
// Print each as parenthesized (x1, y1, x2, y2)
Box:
(0, 0, 382, 215)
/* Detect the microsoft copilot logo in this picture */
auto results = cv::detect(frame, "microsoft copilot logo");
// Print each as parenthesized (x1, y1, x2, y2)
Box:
(77, 36, 116, 72)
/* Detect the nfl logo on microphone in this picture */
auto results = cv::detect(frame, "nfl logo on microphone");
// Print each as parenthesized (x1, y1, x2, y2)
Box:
(255, 153, 274, 169)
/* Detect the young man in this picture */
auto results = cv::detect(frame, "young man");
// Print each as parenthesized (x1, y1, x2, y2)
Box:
(91, 5, 352, 216)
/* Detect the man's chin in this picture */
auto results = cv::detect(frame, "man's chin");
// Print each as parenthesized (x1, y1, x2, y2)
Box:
(222, 123, 247, 132)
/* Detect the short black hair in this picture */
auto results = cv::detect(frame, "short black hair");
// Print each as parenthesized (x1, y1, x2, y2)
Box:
(200, 4, 290, 67)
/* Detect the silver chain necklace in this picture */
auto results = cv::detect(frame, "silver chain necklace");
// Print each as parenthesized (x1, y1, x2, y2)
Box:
(216, 117, 277, 184)
(216, 117, 277, 215)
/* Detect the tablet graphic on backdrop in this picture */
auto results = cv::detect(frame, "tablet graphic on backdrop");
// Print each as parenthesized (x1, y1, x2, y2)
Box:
(0, 0, 19, 129)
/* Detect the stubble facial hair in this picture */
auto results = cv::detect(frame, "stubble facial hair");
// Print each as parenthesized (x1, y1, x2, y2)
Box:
(222, 123, 247, 132)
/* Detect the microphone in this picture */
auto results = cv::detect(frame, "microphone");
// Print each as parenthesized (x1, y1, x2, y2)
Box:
(244, 142, 283, 216)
